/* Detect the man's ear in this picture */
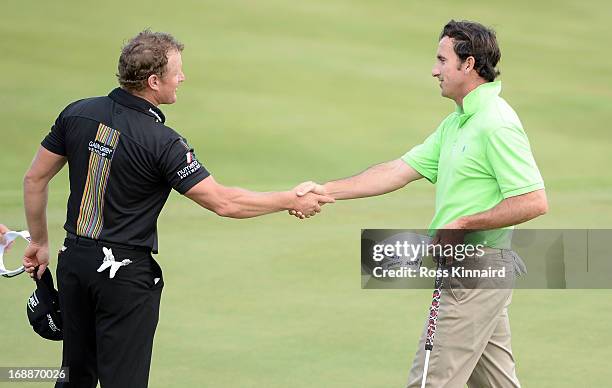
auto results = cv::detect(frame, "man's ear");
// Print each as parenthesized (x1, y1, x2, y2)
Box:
(147, 74, 160, 91)
(464, 56, 476, 74)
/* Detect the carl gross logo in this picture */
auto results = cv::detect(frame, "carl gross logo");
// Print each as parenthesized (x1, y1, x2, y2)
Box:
(88, 140, 115, 159)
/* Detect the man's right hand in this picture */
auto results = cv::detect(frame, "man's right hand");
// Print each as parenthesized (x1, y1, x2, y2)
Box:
(290, 187, 334, 219)
(295, 181, 327, 197)
(289, 182, 330, 219)
(23, 241, 49, 279)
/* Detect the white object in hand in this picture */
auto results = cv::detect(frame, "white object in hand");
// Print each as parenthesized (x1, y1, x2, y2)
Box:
(0, 230, 30, 278)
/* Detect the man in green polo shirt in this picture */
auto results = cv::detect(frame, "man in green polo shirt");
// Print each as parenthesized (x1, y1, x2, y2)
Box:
(292, 20, 547, 387)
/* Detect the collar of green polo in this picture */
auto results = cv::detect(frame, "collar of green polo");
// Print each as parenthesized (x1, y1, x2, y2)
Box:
(455, 81, 502, 117)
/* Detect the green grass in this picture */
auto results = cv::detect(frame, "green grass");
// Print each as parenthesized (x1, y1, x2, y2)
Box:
(1, 0, 612, 387)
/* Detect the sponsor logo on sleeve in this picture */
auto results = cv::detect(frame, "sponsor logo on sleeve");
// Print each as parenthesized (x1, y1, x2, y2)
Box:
(177, 159, 201, 180)
(176, 139, 201, 180)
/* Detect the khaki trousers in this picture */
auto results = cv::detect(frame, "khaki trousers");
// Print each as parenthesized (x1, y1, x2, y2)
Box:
(406, 249, 522, 388)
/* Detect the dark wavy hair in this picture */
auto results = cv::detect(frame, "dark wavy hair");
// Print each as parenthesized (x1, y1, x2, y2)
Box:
(440, 20, 501, 82)
(116, 30, 184, 92)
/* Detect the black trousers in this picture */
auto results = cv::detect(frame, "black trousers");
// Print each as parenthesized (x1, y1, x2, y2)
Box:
(55, 237, 164, 388)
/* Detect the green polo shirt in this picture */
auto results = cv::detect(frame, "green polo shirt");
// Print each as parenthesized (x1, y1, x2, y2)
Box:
(402, 81, 544, 248)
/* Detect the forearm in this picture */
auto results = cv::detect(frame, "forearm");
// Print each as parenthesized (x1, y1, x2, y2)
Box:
(22, 147, 66, 243)
(458, 189, 548, 230)
(23, 176, 50, 244)
(215, 188, 296, 219)
(323, 159, 421, 200)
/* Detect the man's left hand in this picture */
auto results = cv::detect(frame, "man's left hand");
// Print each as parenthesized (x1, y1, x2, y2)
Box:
(432, 218, 468, 265)
(23, 241, 49, 279)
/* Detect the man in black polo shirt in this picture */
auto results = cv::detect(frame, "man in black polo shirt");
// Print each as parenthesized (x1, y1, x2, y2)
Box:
(22, 30, 332, 388)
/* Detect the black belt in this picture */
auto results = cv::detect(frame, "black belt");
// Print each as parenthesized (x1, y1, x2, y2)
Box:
(65, 232, 151, 253)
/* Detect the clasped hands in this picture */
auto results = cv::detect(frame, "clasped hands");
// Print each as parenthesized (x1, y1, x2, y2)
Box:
(289, 181, 331, 219)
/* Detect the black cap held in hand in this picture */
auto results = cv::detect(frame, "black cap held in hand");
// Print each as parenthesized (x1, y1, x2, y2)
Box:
(26, 267, 62, 341)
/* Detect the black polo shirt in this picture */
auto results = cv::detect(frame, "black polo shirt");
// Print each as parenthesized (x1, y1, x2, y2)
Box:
(41, 88, 210, 252)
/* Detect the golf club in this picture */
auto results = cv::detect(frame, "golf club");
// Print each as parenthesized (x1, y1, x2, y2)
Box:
(421, 257, 444, 388)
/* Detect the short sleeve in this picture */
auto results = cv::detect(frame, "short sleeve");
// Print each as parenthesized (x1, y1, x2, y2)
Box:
(41, 115, 67, 156)
(401, 123, 444, 183)
(158, 138, 210, 194)
(486, 126, 544, 198)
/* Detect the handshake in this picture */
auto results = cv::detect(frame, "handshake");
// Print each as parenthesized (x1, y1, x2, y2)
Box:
(288, 181, 330, 220)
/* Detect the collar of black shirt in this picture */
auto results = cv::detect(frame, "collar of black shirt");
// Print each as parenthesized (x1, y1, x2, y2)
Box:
(108, 87, 166, 124)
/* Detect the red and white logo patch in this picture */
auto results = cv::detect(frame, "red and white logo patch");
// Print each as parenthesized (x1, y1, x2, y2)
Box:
(186, 151, 193, 164)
